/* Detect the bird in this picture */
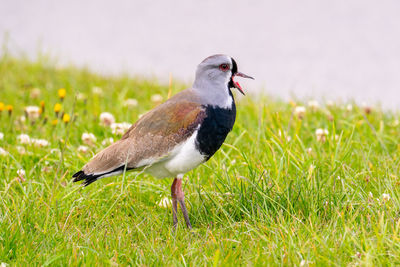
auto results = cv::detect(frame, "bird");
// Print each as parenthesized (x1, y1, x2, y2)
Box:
(72, 54, 254, 229)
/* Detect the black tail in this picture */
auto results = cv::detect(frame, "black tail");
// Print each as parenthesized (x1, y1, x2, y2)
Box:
(72, 171, 102, 187)
(72, 165, 134, 187)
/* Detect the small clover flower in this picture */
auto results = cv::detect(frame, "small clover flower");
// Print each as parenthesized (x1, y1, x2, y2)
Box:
(111, 122, 132, 135)
(151, 94, 163, 103)
(30, 88, 41, 99)
(17, 169, 26, 182)
(17, 134, 31, 145)
(315, 128, 329, 143)
(24, 106, 41, 121)
(81, 133, 97, 146)
(0, 147, 8, 156)
(157, 196, 172, 208)
(77, 145, 89, 154)
(32, 138, 50, 148)
(124, 98, 138, 108)
(382, 193, 391, 202)
(307, 100, 319, 111)
(99, 112, 115, 127)
(294, 106, 306, 119)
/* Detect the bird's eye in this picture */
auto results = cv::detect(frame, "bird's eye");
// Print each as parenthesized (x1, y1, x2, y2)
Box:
(219, 64, 230, 72)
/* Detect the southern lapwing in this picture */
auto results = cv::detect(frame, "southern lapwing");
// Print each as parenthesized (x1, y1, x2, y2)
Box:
(73, 54, 253, 229)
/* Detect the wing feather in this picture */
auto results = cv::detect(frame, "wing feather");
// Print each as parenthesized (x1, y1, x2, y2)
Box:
(78, 98, 206, 178)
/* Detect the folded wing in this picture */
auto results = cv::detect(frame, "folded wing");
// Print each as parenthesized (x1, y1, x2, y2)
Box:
(73, 97, 206, 185)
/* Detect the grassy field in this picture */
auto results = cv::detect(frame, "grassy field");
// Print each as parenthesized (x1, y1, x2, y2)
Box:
(1, 55, 400, 266)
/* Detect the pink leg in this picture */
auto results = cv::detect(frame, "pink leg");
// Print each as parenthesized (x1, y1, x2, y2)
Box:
(171, 177, 192, 229)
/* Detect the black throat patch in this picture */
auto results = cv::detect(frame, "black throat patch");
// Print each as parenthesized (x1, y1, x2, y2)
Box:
(195, 102, 237, 160)
(228, 58, 238, 89)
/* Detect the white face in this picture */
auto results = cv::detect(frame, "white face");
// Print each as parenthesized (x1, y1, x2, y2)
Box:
(193, 55, 253, 104)
(194, 55, 233, 88)
(192, 54, 235, 109)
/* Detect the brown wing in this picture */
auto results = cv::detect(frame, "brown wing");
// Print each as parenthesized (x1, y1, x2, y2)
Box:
(81, 98, 206, 176)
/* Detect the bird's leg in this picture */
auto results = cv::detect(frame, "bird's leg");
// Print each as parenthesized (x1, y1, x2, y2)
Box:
(171, 195, 178, 228)
(171, 177, 192, 229)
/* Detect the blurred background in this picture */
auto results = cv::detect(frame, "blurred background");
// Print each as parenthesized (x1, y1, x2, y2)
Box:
(1, 0, 399, 108)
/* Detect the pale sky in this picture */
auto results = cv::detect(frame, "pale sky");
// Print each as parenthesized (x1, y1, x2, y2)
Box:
(1, 0, 400, 108)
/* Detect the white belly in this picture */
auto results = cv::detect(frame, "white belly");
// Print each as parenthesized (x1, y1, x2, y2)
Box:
(144, 129, 206, 178)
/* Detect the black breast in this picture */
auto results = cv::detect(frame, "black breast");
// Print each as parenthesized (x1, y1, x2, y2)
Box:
(195, 98, 236, 160)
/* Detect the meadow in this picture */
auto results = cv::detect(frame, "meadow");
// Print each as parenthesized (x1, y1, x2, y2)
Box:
(1, 54, 400, 266)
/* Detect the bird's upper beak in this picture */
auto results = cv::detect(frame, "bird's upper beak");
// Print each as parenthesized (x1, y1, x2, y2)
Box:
(231, 72, 254, 95)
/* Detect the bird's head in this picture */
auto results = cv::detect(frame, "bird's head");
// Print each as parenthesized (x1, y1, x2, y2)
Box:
(193, 54, 254, 95)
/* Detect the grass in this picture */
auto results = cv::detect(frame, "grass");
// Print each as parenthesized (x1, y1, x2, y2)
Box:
(1, 54, 400, 266)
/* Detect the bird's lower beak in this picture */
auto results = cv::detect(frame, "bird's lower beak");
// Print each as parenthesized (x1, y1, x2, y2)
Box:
(232, 72, 255, 95)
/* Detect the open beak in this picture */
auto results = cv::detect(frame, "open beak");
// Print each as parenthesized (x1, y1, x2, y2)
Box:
(231, 72, 254, 95)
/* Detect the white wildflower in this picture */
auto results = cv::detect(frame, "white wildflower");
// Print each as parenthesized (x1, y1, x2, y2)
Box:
(0, 132, 3, 140)
(19, 115, 26, 123)
(101, 137, 114, 146)
(346, 104, 353, 112)
(24, 106, 41, 121)
(0, 147, 7, 156)
(151, 94, 163, 103)
(277, 130, 291, 142)
(326, 100, 334, 108)
(307, 100, 319, 111)
(81, 133, 97, 146)
(17, 169, 26, 182)
(17, 134, 31, 144)
(17, 169, 25, 177)
(30, 88, 41, 99)
(1, 262, 9, 267)
(157, 196, 172, 208)
(99, 112, 115, 127)
(309, 164, 316, 172)
(92, 86, 103, 95)
(391, 119, 399, 127)
(382, 193, 391, 202)
(315, 128, 329, 143)
(368, 192, 374, 203)
(111, 122, 131, 135)
(50, 148, 61, 156)
(124, 98, 138, 108)
(327, 113, 334, 122)
(77, 145, 89, 154)
(360, 102, 373, 114)
(31, 138, 49, 147)
(16, 146, 26, 154)
(294, 106, 306, 119)
(77, 92, 87, 100)
(306, 147, 312, 155)
(300, 259, 308, 267)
